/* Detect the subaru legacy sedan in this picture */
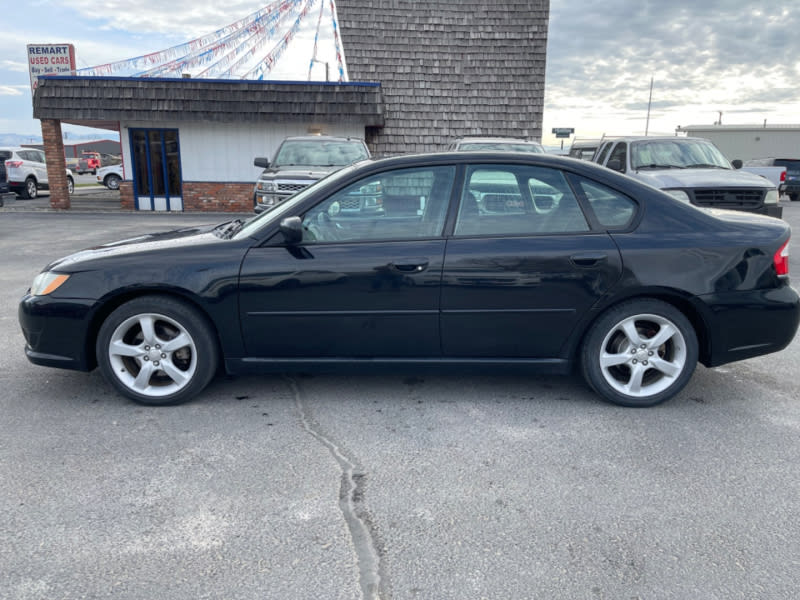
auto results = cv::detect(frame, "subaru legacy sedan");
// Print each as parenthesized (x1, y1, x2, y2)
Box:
(19, 153, 800, 407)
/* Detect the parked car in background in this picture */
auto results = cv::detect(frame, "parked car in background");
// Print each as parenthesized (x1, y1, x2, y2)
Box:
(253, 136, 371, 213)
(96, 164, 123, 190)
(568, 138, 601, 160)
(449, 137, 545, 153)
(1, 146, 74, 199)
(592, 136, 782, 218)
(741, 158, 800, 202)
(19, 152, 799, 408)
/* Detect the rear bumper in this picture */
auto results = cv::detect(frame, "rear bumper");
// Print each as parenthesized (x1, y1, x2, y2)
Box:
(699, 284, 800, 367)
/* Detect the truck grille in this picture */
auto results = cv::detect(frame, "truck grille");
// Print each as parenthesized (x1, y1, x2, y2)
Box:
(690, 189, 764, 209)
(277, 182, 310, 194)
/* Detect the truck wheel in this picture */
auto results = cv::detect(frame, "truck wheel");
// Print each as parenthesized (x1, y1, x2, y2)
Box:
(105, 174, 121, 190)
(790, 193, 798, 202)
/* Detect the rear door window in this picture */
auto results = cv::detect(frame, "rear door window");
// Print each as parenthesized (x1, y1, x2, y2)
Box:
(455, 165, 590, 236)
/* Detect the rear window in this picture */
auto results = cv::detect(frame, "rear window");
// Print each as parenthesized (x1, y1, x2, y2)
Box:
(774, 159, 800, 175)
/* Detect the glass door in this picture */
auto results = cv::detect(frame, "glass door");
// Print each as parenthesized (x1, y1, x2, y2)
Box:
(130, 128, 183, 211)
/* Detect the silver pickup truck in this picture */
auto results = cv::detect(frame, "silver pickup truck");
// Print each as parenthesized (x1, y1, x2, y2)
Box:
(593, 136, 782, 218)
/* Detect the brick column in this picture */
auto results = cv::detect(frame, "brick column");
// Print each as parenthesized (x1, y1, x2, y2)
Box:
(119, 180, 135, 210)
(40, 119, 70, 209)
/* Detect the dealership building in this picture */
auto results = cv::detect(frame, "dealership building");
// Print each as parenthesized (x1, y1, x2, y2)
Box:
(32, 0, 550, 212)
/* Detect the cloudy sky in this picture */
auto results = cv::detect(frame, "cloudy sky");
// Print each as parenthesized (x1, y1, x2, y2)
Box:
(1, 0, 799, 146)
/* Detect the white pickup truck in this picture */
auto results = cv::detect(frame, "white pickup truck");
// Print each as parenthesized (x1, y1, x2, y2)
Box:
(592, 136, 782, 218)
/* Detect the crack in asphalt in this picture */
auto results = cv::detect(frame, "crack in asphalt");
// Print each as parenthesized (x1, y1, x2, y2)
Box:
(288, 376, 383, 599)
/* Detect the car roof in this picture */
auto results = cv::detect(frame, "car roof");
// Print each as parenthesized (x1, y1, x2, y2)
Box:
(453, 137, 541, 144)
(281, 136, 366, 143)
(600, 136, 711, 143)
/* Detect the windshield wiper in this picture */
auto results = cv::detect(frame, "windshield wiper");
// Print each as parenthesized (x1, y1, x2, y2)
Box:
(635, 164, 686, 170)
(214, 219, 245, 238)
(685, 163, 728, 169)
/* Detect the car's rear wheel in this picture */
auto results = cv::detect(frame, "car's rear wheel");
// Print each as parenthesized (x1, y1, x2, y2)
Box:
(96, 296, 219, 406)
(105, 174, 121, 190)
(581, 299, 698, 407)
(67, 176, 74, 195)
(22, 177, 37, 199)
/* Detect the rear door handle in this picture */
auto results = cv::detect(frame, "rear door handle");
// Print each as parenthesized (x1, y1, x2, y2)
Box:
(570, 252, 608, 267)
(390, 259, 429, 273)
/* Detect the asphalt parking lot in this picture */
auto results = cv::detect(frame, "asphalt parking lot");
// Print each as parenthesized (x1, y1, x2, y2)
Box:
(2, 199, 799, 599)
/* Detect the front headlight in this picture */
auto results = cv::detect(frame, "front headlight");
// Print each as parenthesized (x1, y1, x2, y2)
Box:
(664, 189, 691, 203)
(31, 272, 70, 296)
(257, 180, 277, 193)
(764, 189, 779, 205)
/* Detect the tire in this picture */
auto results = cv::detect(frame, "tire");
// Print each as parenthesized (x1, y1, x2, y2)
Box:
(581, 299, 698, 407)
(96, 296, 219, 406)
(105, 174, 121, 190)
(21, 177, 37, 199)
(67, 176, 74, 195)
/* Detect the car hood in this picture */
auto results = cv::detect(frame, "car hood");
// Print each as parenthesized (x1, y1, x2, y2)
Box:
(260, 165, 341, 180)
(45, 224, 223, 271)
(633, 168, 775, 190)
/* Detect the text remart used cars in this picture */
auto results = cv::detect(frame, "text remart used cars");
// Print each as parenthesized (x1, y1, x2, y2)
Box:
(19, 152, 800, 407)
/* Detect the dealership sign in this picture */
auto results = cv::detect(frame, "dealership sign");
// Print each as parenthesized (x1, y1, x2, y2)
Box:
(27, 44, 76, 95)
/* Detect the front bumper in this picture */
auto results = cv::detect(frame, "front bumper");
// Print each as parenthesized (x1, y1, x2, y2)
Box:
(18, 293, 97, 371)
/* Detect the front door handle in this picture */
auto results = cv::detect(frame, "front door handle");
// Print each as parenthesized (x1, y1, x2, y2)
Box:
(570, 252, 608, 267)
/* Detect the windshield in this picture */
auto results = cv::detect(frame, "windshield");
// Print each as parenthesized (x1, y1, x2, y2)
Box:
(458, 142, 544, 153)
(631, 139, 731, 170)
(273, 140, 370, 167)
(233, 161, 369, 240)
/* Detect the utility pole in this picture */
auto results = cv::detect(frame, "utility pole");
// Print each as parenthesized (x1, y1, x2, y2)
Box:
(645, 76, 654, 136)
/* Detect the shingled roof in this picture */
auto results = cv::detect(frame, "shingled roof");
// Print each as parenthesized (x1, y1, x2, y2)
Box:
(336, 0, 550, 155)
(33, 76, 385, 130)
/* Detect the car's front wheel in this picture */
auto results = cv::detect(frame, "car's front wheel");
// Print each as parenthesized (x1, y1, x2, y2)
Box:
(96, 296, 219, 406)
(105, 174, 121, 190)
(67, 176, 74, 195)
(581, 299, 698, 407)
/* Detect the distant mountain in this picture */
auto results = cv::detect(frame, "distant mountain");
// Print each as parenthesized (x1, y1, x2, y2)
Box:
(0, 133, 42, 146)
(0, 132, 120, 146)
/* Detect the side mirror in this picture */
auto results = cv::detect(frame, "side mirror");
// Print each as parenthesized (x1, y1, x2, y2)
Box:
(731, 159, 743, 169)
(279, 216, 303, 244)
(606, 158, 624, 172)
(254, 157, 270, 169)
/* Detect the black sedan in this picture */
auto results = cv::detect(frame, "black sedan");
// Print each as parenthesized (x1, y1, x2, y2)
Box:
(19, 153, 800, 407)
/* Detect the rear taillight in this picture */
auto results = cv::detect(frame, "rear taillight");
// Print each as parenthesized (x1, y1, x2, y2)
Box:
(774, 240, 790, 277)
(5, 160, 22, 168)
(781, 171, 787, 183)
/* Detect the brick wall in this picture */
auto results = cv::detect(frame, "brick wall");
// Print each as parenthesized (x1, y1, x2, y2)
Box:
(40, 119, 70, 209)
(182, 182, 253, 212)
(336, 0, 550, 156)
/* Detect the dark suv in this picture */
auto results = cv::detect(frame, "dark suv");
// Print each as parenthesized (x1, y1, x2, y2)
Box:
(253, 136, 371, 213)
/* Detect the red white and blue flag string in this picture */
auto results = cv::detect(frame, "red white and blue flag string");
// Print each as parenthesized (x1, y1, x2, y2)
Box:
(74, 0, 346, 82)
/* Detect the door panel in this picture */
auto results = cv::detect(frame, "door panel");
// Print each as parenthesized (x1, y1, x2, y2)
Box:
(239, 240, 446, 357)
(441, 234, 622, 357)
